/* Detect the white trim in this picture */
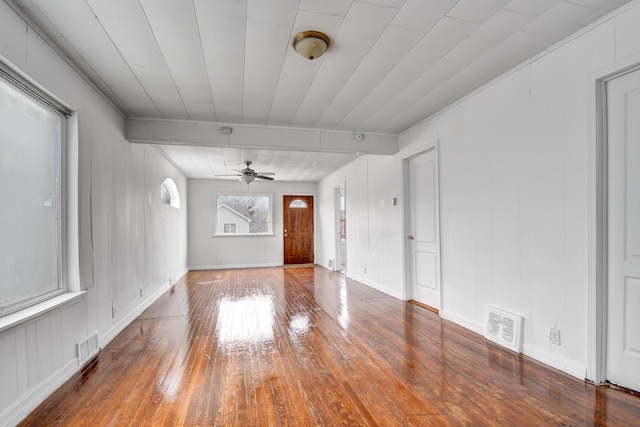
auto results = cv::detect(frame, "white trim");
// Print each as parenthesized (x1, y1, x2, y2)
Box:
(441, 309, 587, 379)
(100, 268, 187, 348)
(347, 273, 404, 300)
(189, 263, 283, 270)
(440, 310, 484, 335)
(127, 116, 398, 138)
(587, 61, 640, 383)
(0, 358, 79, 427)
(0, 292, 85, 337)
(523, 345, 587, 380)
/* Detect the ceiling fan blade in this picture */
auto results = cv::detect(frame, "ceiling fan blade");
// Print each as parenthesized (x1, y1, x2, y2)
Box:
(255, 171, 275, 175)
(256, 175, 275, 181)
(215, 174, 242, 177)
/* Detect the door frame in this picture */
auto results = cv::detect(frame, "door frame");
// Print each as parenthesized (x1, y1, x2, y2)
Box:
(587, 61, 640, 383)
(334, 183, 346, 273)
(282, 194, 316, 265)
(402, 142, 441, 309)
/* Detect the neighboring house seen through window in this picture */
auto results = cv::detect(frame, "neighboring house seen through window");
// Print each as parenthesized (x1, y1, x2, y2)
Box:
(216, 195, 272, 235)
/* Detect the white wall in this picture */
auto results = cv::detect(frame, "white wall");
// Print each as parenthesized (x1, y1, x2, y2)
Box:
(317, 155, 404, 299)
(318, 2, 640, 379)
(188, 179, 316, 269)
(0, 4, 188, 425)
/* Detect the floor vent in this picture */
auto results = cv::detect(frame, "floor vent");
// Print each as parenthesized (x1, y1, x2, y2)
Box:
(485, 306, 524, 353)
(77, 331, 99, 364)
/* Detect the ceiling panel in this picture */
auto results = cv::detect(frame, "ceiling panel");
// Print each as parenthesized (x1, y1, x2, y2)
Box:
(11, 0, 633, 140)
(141, 0, 216, 121)
(86, 0, 189, 119)
(243, 19, 293, 124)
(470, 9, 537, 43)
(157, 145, 357, 181)
(418, 17, 481, 50)
(298, 0, 353, 16)
(28, 0, 160, 116)
(446, 0, 512, 22)
(339, 1, 400, 37)
(289, 32, 377, 128)
(195, 0, 246, 123)
(315, 25, 425, 129)
(522, 1, 593, 37)
(266, 11, 344, 126)
(390, 0, 458, 31)
(504, 0, 561, 16)
(337, 43, 449, 130)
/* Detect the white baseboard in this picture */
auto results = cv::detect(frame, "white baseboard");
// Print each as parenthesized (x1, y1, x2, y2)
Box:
(440, 309, 485, 335)
(1, 359, 78, 427)
(189, 262, 282, 270)
(441, 309, 586, 379)
(347, 273, 404, 300)
(523, 345, 587, 380)
(100, 280, 173, 348)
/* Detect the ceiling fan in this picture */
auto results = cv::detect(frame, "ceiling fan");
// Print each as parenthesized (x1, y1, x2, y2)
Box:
(216, 161, 275, 184)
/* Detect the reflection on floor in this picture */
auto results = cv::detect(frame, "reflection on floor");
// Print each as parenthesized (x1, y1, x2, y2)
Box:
(20, 266, 640, 426)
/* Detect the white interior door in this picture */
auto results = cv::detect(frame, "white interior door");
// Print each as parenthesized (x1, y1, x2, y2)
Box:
(407, 149, 440, 311)
(607, 68, 640, 391)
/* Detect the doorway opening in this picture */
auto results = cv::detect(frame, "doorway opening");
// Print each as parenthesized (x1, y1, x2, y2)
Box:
(334, 185, 347, 274)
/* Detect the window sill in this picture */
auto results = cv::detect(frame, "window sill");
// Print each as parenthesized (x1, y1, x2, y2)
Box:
(0, 291, 86, 335)
(212, 233, 276, 238)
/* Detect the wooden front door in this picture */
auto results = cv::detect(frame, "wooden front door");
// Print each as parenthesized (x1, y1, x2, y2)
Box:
(283, 195, 314, 264)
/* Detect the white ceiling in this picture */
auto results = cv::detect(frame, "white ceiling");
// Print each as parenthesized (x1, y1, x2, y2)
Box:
(157, 145, 358, 181)
(10, 0, 631, 180)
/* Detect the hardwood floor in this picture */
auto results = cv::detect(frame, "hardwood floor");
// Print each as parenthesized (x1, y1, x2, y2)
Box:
(20, 267, 640, 426)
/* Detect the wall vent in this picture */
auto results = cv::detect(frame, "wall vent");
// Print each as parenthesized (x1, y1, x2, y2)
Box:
(77, 331, 99, 365)
(485, 306, 524, 353)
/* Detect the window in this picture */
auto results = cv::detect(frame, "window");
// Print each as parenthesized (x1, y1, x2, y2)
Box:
(160, 178, 180, 208)
(289, 199, 308, 208)
(216, 195, 272, 235)
(223, 223, 237, 234)
(0, 67, 68, 316)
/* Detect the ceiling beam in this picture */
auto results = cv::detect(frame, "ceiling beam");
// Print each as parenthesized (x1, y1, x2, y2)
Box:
(125, 118, 399, 155)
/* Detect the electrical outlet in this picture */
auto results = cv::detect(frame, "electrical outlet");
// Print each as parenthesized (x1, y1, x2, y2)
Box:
(112, 305, 116, 318)
(139, 287, 143, 298)
(364, 267, 367, 274)
(550, 328, 561, 345)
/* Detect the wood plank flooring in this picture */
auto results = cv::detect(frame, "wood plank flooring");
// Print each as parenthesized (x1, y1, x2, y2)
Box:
(20, 267, 640, 426)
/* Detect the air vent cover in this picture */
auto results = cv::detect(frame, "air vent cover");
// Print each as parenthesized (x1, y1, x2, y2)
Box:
(485, 306, 524, 353)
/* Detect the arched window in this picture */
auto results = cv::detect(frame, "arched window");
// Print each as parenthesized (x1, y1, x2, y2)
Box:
(289, 199, 307, 208)
(160, 178, 180, 208)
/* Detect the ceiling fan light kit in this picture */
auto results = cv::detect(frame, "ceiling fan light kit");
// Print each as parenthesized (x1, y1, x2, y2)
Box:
(292, 31, 330, 60)
(215, 161, 275, 185)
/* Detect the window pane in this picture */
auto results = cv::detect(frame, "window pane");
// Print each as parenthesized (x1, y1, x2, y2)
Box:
(289, 199, 307, 208)
(0, 76, 60, 309)
(217, 195, 271, 234)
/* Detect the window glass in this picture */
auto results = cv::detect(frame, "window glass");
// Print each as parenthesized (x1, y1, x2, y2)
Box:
(161, 178, 180, 208)
(289, 199, 307, 208)
(217, 195, 272, 235)
(223, 223, 237, 234)
(0, 72, 64, 315)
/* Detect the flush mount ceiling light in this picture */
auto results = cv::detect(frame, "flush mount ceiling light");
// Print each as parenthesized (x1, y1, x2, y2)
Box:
(292, 31, 330, 60)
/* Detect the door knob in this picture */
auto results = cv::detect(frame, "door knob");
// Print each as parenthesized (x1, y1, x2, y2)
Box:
(408, 235, 414, 240)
